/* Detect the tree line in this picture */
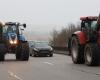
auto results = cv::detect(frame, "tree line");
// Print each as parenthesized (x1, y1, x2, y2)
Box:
(49, 23, 80, 47)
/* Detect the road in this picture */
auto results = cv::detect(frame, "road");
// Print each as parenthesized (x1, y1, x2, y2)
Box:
(0, 54, 100, 80)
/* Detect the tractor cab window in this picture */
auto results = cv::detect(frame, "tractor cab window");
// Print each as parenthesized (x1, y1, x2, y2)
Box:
(91, 21, 97, 31)
(85, 22, 91, 28)
(3, 25, 17, 34)
(81, 22, 91, 32)
(81, 21, 91, 31)
(7, 26, 13, 33)
(3, 27, 7, 34)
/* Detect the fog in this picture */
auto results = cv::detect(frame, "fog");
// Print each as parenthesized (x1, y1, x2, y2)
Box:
(0, 0, 99, 40)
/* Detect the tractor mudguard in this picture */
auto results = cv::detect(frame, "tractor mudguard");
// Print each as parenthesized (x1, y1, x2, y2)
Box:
(72, 31, 87, 45)
(18, 35, 27, 42)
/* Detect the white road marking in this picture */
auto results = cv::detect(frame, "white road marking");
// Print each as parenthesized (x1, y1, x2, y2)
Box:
(44, 62, 54, 65)
(8, 71, 23, 80)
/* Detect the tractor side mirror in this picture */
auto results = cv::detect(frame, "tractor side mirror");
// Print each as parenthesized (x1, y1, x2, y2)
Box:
(23, 24, 26, 28)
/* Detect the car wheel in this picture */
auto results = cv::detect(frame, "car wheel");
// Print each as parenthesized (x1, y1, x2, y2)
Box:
(49, 54, 53, 57)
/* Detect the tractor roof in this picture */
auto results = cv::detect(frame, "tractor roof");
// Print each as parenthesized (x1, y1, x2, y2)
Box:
(80, 16, 98, 21)
(5, 22, 19, 25)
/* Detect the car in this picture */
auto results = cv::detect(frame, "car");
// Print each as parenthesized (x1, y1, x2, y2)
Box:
(29, 41, 53, 57)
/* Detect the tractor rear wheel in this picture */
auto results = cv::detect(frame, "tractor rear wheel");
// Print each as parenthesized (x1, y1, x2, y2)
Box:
(84, 43, 100, 66)
(71, 36, 84, 64)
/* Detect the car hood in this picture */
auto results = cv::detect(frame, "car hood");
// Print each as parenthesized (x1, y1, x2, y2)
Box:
(35, 46, 51, 50)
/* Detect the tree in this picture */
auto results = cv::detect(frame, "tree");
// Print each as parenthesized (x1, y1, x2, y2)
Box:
(50, 23, 80, 47)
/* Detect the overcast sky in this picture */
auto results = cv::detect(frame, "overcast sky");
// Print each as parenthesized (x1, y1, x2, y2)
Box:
(0, 0, 99, 40)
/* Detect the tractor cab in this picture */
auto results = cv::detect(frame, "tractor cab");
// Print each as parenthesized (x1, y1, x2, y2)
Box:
(80, 16, 98, 30)
(2, 22, 26, 45)
(0, 21, 29, 61)
(80, 16, 98, 41)
(4, 22, 26, 35)
(70, 15, 100, 66)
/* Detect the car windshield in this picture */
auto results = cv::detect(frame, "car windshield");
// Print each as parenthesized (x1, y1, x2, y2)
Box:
(35, 42, 49, 48)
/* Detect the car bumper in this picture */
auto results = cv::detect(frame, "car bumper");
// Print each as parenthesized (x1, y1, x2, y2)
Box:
(34, 50, 53, 55)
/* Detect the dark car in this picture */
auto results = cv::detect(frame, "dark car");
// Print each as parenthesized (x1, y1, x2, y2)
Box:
(29, 41, 53, 57)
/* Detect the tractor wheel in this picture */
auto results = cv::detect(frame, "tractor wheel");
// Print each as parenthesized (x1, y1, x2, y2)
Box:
(16, 52, 20, 60)
(71, 36, 84, 64)
(16, 44, 21, 60)
(0, 54, 5, 61)
(30, 53, 32, 56)
(16, 42, 29, 61)
(20, 42, 29, 61)
(84, 43, 100, 66)
(0, 44, 6, 61)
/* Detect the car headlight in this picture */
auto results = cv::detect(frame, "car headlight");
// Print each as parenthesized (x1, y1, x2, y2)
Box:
(50, 48, 53, 51)
(34, 48, 39, 51)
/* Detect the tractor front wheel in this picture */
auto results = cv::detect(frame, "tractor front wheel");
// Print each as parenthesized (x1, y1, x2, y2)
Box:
(0, 54, 5, 61)
(71, 36, 84, 64)
(0, 44, 6, 61)
(16, 42, 29, 61)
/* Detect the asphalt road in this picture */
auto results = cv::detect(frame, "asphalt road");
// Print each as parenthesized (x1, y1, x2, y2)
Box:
(0, 54, 100, 80)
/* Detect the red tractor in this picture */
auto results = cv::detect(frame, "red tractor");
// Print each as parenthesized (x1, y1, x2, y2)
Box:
(69, 15, 100, 66)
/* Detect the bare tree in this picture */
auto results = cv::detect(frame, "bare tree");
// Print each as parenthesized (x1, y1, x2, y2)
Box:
(50, 23, 80, 47)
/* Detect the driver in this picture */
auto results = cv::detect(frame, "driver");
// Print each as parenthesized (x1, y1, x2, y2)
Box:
(7, 26, 13, 33)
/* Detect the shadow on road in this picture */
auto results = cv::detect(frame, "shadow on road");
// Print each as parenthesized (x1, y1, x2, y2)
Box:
(0, 59, 28, 63)
(30, 56, 54, 58)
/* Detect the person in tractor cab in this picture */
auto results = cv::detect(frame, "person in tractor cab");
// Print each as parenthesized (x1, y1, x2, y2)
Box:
(7, 26, 13, 33)
(82, 20, 98, 42)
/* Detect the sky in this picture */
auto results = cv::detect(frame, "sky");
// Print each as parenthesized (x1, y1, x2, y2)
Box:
(0, 0, 99, 40)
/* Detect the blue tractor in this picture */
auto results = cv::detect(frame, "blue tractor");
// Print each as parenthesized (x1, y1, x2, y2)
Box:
(0, 22, 29, 61)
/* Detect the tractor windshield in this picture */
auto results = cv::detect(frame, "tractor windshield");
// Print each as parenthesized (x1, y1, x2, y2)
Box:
(91, 21, 97, 31)
(3, 25, 18, 34)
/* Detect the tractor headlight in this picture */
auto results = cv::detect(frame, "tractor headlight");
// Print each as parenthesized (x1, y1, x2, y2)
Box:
(10, 40, 14, 44)
(13, 40, 17, 44)
(10, 40, 17, 44)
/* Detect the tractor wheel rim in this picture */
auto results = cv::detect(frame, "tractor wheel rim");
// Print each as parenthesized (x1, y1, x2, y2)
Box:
(72, 42, 78, 59)
(86, 48, 92, 63)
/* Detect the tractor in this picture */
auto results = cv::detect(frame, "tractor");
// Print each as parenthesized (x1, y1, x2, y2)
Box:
(69, 15, 100, 66)
(0, 22, 29, 61)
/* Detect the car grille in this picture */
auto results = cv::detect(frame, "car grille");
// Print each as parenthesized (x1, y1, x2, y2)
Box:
(39, 50, 50, 53)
